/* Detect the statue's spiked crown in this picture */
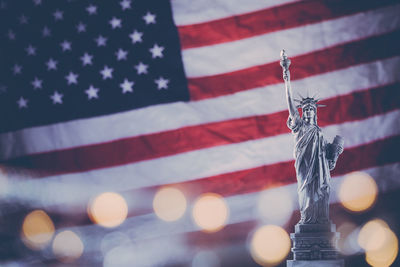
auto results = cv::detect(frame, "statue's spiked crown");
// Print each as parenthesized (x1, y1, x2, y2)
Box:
(294, 96, 326, 110)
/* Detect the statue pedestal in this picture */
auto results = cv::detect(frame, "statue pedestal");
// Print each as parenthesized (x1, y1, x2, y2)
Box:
(287, 259, 344, 267)
(287, 223, 344, 267)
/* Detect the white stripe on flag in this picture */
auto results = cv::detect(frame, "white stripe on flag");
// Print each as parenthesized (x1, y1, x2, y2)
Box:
(181, 4, 400, 77)
(171, 0, 301, 26)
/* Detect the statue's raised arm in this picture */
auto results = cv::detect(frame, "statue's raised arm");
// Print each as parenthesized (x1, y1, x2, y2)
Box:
(280, 50, 299, 120)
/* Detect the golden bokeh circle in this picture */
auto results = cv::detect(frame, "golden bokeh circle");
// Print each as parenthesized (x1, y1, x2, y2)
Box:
(338, 172, 378, 212)
(21, 210, 55, 250)
(192, 193, 229, 233)
(366, 228, 398, 267)
(358, 219, 398, 267)
(88, 192, 128, 228)
(52, 230, 84, 262)
(153, 187, 187, 222)
(250, 225, 291, 266)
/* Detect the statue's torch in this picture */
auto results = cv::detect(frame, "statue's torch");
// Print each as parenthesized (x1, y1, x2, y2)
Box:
(280, 49, 291, 81)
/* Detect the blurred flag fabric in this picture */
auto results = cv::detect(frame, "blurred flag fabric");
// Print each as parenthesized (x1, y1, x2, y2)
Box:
(0, 0, 400, 266)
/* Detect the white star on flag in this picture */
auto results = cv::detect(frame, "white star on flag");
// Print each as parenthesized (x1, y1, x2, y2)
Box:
(17, 97, 28, 109)
(60, 40, 72, 52)
(31, 77, 43, 89)
(85, 85, 99, 100)
(8, 30, 16, 40)
(50, 91, 63, 104)
(95, 35, 107, 47)
(26, 45, 36, 56)
(143, 12, 156, 24)
(120, 78, 134, 93)
(46, 58, 58, 71)
(65, 72, 78, 85)
(81, 53, 93, 66)
(33, 0, 42, 5)
(154, 77, 169, 90)
(19, 14, 28, 24)
(42, 26, 51, 37)
(149, 44, 164, 58)
(13, 64, 22, 75)
(53, 10, 63, 21)
(100, 66, 113, 80)
(77, 22, 87, 33)
(134, 62, 148, 75)
(116, 49, 128, 61)
(86, 4, 97, 15)
(129, 30, 143, 44)
(120, 0, 131, 11)
(110, 17, 122, 29)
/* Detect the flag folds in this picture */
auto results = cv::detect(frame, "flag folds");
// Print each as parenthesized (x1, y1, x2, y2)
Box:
(0, 0, 399, 266)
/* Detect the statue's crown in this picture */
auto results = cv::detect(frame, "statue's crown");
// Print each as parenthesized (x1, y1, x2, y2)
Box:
(294, 96, 326, 109)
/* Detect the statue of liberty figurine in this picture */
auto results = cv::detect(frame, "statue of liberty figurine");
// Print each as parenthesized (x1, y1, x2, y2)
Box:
(280, 49, 343, 224)
(281, 50, 345, 265)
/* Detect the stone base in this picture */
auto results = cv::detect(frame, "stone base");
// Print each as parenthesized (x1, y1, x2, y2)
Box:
(290, 223, 341, 261)
(287, 259, 345, 267)
(295, 223, 336, 233)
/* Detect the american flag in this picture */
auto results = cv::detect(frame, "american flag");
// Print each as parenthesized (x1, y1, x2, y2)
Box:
(0, 0, 399, 266)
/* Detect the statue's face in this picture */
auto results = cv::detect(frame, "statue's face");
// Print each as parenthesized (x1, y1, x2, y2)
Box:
(303, 105, 316, 120)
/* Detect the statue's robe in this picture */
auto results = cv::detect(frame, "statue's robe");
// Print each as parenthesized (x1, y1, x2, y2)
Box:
(287, 114, 331, 224)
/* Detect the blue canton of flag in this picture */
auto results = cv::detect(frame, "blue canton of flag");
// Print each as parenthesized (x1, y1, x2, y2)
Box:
(0, 0, 189, 133)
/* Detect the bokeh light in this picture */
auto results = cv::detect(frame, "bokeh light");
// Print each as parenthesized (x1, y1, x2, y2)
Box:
(358, 219, 389, 251)
(366, 229, 398, 267)
(257, 187, 294, 226)
(337, 222, 361, 255)
(88, 192, 128, 228)
(103, 245, 135, 267)
(100, 231, 131, 255)
(192, 193, 229, 233)
(250, 225, 291, 266)
(358, 219, 398, 267)
(192, 250, 220, 267)
(52, 230, 84, 262)
(153, 187, 187, 222)
(338, 171, 378, 212)
(21, 210, 55, 250)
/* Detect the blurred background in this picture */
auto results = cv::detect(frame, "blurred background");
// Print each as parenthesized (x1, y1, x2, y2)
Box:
(0, 0, 399, 266)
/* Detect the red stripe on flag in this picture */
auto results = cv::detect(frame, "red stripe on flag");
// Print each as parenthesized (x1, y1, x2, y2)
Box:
(150, 135, 400, 198)
(178, 0, 397, 49)
(3, 83, 400, 175)
(318, 82, 400, 127)
(188, 30, 400, 100)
